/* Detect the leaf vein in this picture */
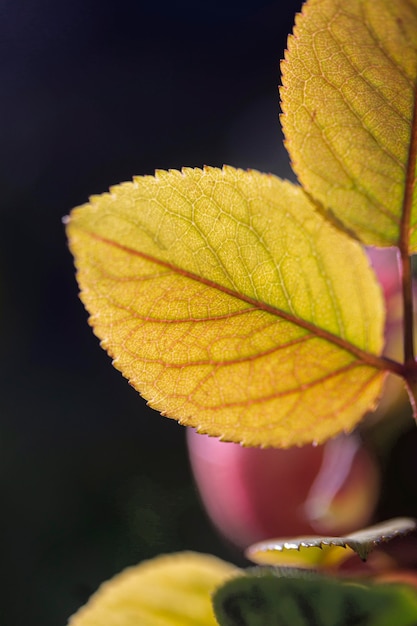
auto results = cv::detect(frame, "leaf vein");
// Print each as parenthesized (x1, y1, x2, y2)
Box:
(81, 227, 398, 374)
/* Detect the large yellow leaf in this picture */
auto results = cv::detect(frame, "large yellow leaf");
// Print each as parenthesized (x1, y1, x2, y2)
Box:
(281, 0, 417, 249)
(66, 166, 389, 447)
(68, 552, 239, 626)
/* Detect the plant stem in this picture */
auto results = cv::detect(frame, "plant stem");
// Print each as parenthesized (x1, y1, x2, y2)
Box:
(399, 250, 415, 366)
(405, 371, 417, 419)
(395, 88, 417, 417)
(399, 87, 417, 367)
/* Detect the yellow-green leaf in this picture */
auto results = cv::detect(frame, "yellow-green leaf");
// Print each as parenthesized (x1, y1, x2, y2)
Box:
(246, 517, 417, 568)
(281, 0, 417, 249)
(68, 551, 240, 626)
(66, 166, 388, 447)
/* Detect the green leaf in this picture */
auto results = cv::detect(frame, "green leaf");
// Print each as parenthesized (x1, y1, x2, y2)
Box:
(246, 517, 417, 568)
(68, 551, 240, 626)
(66, 166, 387, 447)
(213, 570, 417, 626)
(281, 0, 417, 249)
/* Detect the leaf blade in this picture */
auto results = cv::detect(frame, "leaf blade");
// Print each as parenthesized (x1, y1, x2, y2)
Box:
(246, 517, 417, 567)
(68, 551, 240, 626)
(67, 166, 387, 447)
(213, 570, 417, 626)
(281, 0, 417, 249)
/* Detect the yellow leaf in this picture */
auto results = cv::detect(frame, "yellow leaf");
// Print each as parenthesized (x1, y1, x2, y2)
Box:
(66, 166, 388, 447)
(68, 552, 240, 626)
(281, 0, 417, 249)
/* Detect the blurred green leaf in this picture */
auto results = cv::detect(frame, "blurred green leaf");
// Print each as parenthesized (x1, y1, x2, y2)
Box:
(213, 570, 417, 626)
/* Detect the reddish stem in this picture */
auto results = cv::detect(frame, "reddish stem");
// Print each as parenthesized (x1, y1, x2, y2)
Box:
(398, 250, 415, 366)
(399, 86, 417, 412)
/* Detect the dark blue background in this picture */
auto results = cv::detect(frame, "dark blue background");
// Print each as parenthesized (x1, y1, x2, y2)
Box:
(0, 1, 302, 624)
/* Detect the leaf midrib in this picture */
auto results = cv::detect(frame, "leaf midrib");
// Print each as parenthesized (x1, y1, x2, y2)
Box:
(75, 226, 402, 376)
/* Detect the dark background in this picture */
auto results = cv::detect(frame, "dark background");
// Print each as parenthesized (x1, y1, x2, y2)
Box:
(0, 1, 303, 624)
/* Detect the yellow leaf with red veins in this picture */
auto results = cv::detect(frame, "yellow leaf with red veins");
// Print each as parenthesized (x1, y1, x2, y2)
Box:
(281, 0, 417, 249)
(66, 166, 387, 447)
